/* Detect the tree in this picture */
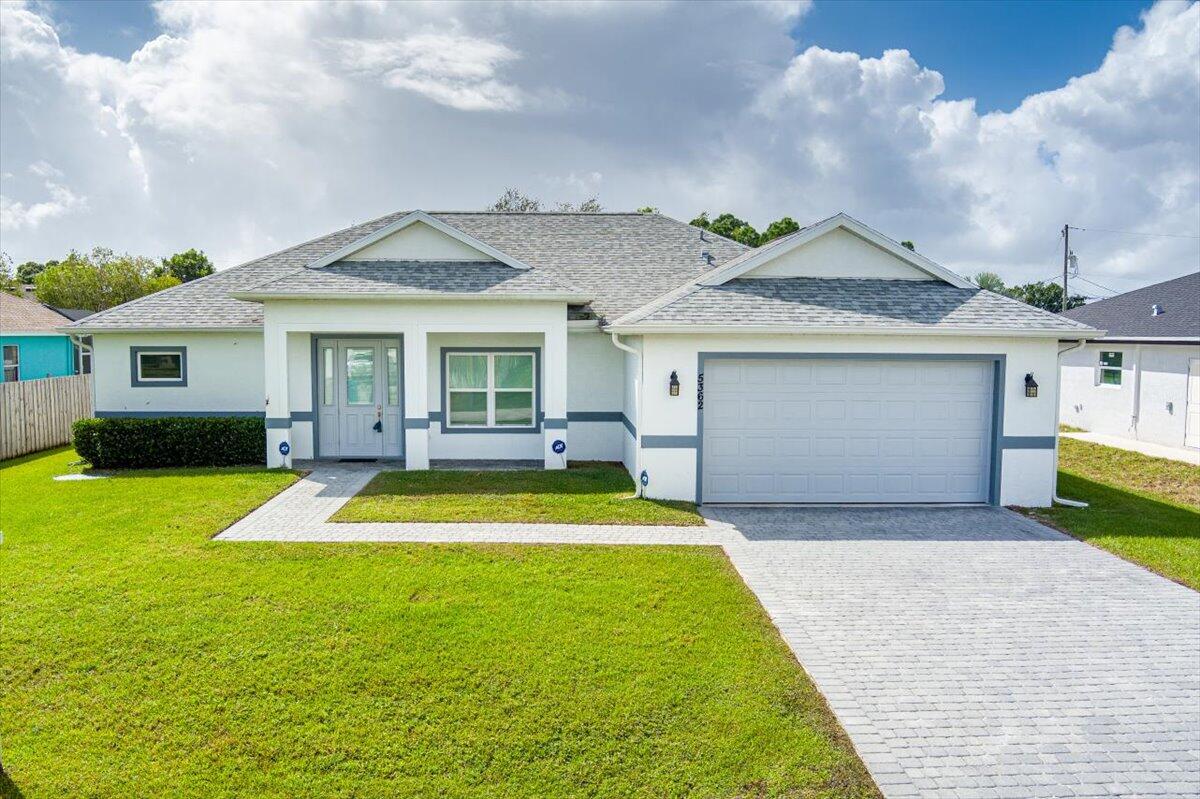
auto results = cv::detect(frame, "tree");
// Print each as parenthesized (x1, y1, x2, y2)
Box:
(0, 253, 22, 297)
(900, 240, 915, 251)
(158, 249, 214, 283)
(973, 271, 1006, 292)
(689, 211, 711, 229)
(554, 196, 603, 212)
(1004, 281, 1086, 313)
(16, 260, 53, 284)
(637, 206, 658, 214)
(490, 188, 542, 212)
(761, 216, 800, 244)
(34, 247, 180, 311)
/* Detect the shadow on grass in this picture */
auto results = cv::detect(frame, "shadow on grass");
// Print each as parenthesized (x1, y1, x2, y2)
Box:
(0, 766, 25, 799)
(1042, 473, 1200, 540)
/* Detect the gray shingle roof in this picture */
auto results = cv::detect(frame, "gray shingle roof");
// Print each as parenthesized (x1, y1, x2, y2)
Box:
(622, 278, 1096, 332)
(242, 261, 583, 297)
(70, 211, 745, 329)
(1062, 272, 1198, 338)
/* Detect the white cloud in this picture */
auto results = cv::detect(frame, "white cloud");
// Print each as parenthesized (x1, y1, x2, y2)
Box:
(0, 0, 1195, 292)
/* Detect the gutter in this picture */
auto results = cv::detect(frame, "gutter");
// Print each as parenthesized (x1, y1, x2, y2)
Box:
(1053, 339, 1089, 508)
(603, 323, 1106, 339)
(609, 332, 644, 498)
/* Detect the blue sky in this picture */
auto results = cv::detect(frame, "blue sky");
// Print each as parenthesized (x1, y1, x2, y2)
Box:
(53, 0, 1154, 113)
(3, 0, 1196, 291)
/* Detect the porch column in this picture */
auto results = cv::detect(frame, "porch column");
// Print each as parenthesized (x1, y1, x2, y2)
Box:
(543, 320, 568, 469)
(264, 322, 291, 468)
(403, 327, 430, 469)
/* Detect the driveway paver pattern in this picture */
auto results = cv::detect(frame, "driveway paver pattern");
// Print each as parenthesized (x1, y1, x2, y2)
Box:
(218, 465, 1200, 798)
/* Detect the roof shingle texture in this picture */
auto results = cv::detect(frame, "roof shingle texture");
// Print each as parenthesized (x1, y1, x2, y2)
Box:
(71, 212, 746, 329)
(0, 292, 71, 332)
(244, 261, 580, 296)
(628, 278, 1095, 331)
(1062, 272, 1198, 338)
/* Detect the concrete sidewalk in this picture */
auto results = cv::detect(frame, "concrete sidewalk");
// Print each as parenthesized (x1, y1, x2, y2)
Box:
(1062, 431, 1200, 465)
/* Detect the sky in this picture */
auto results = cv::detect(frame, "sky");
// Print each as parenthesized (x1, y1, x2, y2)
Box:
(1, 0, 1197, 296)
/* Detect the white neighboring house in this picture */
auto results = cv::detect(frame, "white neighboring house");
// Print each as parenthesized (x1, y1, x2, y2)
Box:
(63, 210, 1099, 506)
(1060, 272, 1200, 452)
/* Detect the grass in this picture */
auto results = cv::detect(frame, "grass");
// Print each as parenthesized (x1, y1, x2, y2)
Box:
(1020, 437, 1200, 590)
(0, 448, 876, 798)
(332, 463, 705, 526)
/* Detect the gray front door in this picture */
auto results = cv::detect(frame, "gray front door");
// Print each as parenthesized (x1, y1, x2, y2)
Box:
(702, 358, 993, 503)
(316, 338, 402, 459)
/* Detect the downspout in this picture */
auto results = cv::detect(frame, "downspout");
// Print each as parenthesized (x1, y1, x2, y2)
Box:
(1130, 343, 1143, 440)
(1054, 339, 1088, 508)
(609, 332, 644, 497)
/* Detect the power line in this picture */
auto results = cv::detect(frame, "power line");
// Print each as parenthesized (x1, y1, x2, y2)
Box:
(1074, 275, 1120, 296)
(1068, 225, 1200, 240)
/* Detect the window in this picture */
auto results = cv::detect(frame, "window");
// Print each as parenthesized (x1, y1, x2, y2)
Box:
(446, 351, 535, 428)
(73, 336, 92, 375)
(345, 347, 375, 405)
(131, 347, 186, 386)
(386, 347, 400, 406)
(1099, 351, 1123, 386)
(3, 344, 18, 382)
(322, 347, 334, 405)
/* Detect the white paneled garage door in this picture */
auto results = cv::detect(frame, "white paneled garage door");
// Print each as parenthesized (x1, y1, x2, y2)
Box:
(701, 358, 994, 503)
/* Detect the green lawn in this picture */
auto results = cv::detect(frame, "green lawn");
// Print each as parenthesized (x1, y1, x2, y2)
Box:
(0, 448, 876, 798)
(332, 463, 705, 526)
(1021, 437, 1200, 590)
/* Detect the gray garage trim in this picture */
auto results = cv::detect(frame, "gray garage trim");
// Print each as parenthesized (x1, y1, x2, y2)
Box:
(439, 347, 542, 434)
(95, 410, 263, 418)
(695, 352, 1008, 506)
(1000, 436, 1056, 449)
(310, 334, 405, 459)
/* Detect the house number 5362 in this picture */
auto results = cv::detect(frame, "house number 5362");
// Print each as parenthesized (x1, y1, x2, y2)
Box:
(696, 372, 704, 410)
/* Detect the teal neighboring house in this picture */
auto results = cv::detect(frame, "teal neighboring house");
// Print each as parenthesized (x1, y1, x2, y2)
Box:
(0, 292, 89, 382)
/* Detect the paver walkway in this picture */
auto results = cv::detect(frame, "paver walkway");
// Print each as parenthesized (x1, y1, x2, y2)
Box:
(218, 465, 1200, 798)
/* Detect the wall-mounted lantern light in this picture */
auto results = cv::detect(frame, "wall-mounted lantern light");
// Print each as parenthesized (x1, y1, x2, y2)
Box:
(669, 370, 680, 396)
(1024, 373, 1038, 398)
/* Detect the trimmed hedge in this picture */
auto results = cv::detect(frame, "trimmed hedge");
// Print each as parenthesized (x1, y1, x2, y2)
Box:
(72, 417, 266, 469)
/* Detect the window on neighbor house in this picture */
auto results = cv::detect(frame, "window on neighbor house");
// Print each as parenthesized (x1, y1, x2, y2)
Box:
(73, 336, 92, 375)
(446, 352, 535, 428)
(3, 344, 19, 382)
(1099, 351, 1123, 386)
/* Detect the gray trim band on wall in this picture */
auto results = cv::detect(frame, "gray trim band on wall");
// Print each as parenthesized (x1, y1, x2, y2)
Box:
(622, 414, 636, 437)
(129, 345, 188, 387)
(544, 418, 568, 429)
(266, 418, 292, 429)
(1000, 436, 1056, 449)
(95, 410, 264, 418)
(404, 417, 431, 429)
(642, 434, 698, 449)
(566, 411, 624, 422)
(428, 410, 445, 422)
(289, 411, 315, 422)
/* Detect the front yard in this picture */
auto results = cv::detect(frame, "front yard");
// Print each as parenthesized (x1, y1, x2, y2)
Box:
(332, 462, 705, 525)
(1022, 437, 1200, 590)
(0, 448, 875, 798)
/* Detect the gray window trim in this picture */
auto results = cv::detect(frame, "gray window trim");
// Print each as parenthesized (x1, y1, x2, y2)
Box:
(130, 346, 187, 387)
(693, 352, 1009, 506)
(440, 347, 542, 434)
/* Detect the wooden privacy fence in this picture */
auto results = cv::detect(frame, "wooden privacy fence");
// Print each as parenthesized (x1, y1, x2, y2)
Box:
(0, 374, 93, 460)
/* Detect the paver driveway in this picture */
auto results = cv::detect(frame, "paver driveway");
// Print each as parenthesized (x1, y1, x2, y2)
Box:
(219, 467, 1200, 797)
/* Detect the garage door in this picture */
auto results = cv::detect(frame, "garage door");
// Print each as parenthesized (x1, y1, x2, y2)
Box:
(701, 358, 994, 503)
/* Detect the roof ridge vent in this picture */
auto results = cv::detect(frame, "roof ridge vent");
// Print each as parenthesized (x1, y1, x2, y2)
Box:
(1151, 303, 1165, 316)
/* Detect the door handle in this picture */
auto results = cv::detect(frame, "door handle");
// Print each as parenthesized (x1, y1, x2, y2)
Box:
(373, 405, 383, 433)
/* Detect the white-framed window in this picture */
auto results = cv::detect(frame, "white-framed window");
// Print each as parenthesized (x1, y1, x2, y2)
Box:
(131, 346, 187, 386)
(445, 351, 535, 428)
(73, 336, 92, 375)
(1099, 351, 1122, 387)
(3, 344, 19, 382)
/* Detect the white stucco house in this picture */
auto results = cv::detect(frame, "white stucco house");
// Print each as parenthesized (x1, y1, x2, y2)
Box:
(1059, 272, 1200, 452)
(64, 210, 1099, 506)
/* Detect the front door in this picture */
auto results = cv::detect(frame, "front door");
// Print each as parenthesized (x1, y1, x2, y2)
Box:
(316, 338, 403, 459)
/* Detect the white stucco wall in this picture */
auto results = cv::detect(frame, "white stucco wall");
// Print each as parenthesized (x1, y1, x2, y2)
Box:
(632, 332, 1062, 506)
(91, 331, 264, 414)
(565, 330, 625, 462)
(620, 337, 642, 477)
(744, 228, 934, 280)
(1060, 341, 1200, 449)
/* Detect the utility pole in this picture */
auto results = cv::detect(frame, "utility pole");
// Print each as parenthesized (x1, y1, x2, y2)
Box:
(1062, 223, 1070, 313)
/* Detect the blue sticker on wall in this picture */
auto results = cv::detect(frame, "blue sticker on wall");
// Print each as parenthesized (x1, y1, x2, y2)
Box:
(639, 470, 649, 487)
(278, 441, 291, 456)
(552, 439, 566, 454)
